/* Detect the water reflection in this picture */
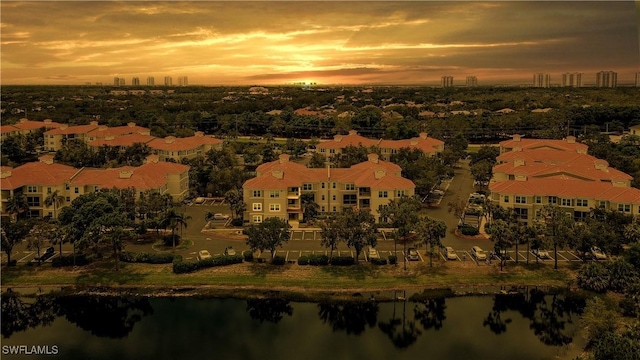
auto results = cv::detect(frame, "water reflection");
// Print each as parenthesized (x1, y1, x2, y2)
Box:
(246, 298, 293, 324)
(378, 292, 422, 349)
(317, 301, 378, 335)
(1, 289, 153, 339)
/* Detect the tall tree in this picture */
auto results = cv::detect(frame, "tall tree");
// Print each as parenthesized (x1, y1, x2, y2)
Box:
(5, 193, 30, 221)
(447, 196, 468, 227)
(301, 193, 319, 223)
(27, 221, 56, 262)
(489, 220, 515, 271)
(44, 190, 65, 220)
(1, 220, 33, 265)
(159, 209, 191, 249)
(379, 196, 421, 269)
(319, 217, 341, 259)
(224, 189, 245, 220)
(416, 216, 447, 267)
(540, 205, 573, 270)
(245, 217, 290, 259)
(335, 208, 377, 264)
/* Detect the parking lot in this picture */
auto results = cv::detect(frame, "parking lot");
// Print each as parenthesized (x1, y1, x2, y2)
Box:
(437, 248, 592, 265)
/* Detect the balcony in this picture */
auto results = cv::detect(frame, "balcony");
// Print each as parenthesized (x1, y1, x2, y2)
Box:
(358, 190, 371, 197)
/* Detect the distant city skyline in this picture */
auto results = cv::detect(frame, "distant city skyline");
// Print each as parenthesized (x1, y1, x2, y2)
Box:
(1, 1, 638, 85)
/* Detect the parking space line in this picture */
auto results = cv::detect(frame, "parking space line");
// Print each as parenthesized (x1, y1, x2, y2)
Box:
(566, 251, 582, 260)
(17, 252, 35, 263)
(556, 252, 570, 261)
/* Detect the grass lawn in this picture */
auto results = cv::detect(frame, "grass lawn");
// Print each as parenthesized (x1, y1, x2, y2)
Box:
(1, 259, 578, 294)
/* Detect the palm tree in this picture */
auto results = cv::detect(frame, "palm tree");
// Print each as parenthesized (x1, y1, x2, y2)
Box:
(5, 194, 30, 221)
(44, 190, 64, 219)
(160, 209, 191, 249)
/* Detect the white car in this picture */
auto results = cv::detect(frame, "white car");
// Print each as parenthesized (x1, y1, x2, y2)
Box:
(444, 247, 458, 260)
(368, 247, 380, 259)
(197, 250, 212, 261)
(471, 246, 487, 261)
(533, 248, 550, 259)
(213, 213, 230, 220)
(590, 246, 607, 260)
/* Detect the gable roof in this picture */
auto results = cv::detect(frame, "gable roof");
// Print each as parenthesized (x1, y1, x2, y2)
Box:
(69, 161, 189, 191)
(316, 130, 380, 150)
(45, 124, 99, 136)
(490, 178, 640, 204)
(148, 134, 223, 152)
(86, 123, 150, 138)
(12, 118, 62, 131)
(88, 134, 156, 148)
(500, 136, 588, 153)
(0, 161, 79, 190)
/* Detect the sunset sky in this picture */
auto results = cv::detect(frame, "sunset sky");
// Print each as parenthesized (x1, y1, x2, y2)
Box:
(1, 1, 639, 86)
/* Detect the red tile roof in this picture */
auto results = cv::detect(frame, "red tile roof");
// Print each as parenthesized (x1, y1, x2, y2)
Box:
(0, 162, 79, 190)
(500, 136, 588, 152)
(13, 119, 62, 131)
(45, 124, 99, 136)
(148, 135, 223, 152)
(69, 162, 189, 190)
(244, 154, 415, 190)
(490, 178, 640, 204)
(86, 124, 150, 138)
(316, 131, 443, 153)
(497, 149, 592, 164)
(316, 131, 379, 150)
(88, 134, 156, 148)
(0, 125, 20, 134)
(493, 160, 632, 182)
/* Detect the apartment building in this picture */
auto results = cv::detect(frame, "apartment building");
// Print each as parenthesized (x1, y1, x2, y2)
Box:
(88, 133, 156, 151)
(242, 154, 415, 224)
(44, 122, 150, 151)
(490, 137, 640, 224)
(533, 73, 551, 88)
(630, 124, 640, 136)
(316, 130, 444, 159)
(147, 132, 223, 162)
(596, 71, 617, 88)
(0, 156, 189, 218)
(0, 118, 62, 142)
(499, 134, 588, 154)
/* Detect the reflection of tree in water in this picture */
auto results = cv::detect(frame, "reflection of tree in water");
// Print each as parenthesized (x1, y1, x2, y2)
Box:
(246, 298, 293, 324)
(56, 295, 153, 338)
(378, 293, 422, 349)
(317, 301, 378, 335)
(413, 297, 447, 331)
(1, 289, 57, 338)
(483, 288, 586, 346)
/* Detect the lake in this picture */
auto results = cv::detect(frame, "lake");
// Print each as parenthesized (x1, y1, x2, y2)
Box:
(1, 288, 586, 360)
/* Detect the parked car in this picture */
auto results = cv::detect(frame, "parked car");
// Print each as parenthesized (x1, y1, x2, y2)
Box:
(406, 248, 420, 261)
(224, 246, 236, 256)
(590, 246, 607, 260)
(213, 213, 230, 220)
(495, 249, 510, 261)
(532, 248, 550, 259)
(368, 247, 380, 259)
(194, 197, 205, 204)
(444, 247, 458, 260)
(36, 247, 55, 262)
(465, 204, 483, 215)
(430, 189, 444, 196)
(197, 250, 212, 261)
(471, 246, 487, 261)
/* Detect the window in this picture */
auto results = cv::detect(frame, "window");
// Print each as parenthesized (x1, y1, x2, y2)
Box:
(27, 186, 38, 193)
(74, 187, 79, 194)
(618, 204, 631, 213)
(343, 194, 357, 205)
(345, 183, 355, 191)
(66, 197, 70, 202)
(321, 183, 325, 189)
(269, 191, 279, 198)
(47, 187, 52, 194)
(253, 215, 262, 223)
(302, 183, 313, 191)
(576, 199, 588, 207)
(378, 191, 388, 198)
(252, 190, 262, 198)
(514, 208, 528, 220)
(548, 196, 557, 205)
(321, 206, 325, 212)
(65, 184, 70, 190)
(270, 204, 280, 212)
(561, 198, 573, 207)
(321, 195, 325, 201)
(332, 206, 337, 212)
(508, 175, 515, 180)
(504, 196, 509, 203)
(320, 148, 325, 153)
(515, 196, 526, 204)
(332, 183, 336, 189)
(26, 197, 40, 207)
(599, 201, 607, 209)
(535, 196, 542, 204)
(329, 149, 336, 154)
(252, 203, 262, 211)
(332, 195, 336, 201)
(396, 190, 405, 197)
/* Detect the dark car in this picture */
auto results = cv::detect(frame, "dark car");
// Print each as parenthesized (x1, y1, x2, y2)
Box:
(37, 247, 55, 262)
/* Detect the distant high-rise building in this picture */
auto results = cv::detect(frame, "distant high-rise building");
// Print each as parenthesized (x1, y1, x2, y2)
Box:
(533, 73, 551, 88)
(178, 76, 188, 86)
(132, 77, 140, 86)
(119, 78, 125, 86)
(465, 76, 478, 87)
(596, 71, 617, 88)
(164, 76, 173, 86)
(441, 76, 454, 88)
(635, 72, 640, 87)
(114, 77, 121, 86)
(562, 73, 582, 87)
(147, 76, 155, 86)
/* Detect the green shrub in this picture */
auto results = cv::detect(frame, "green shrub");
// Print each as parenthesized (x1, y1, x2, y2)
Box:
(461, 225, 479, 236)
(272, 256, 286, 265)
(619, 297, 639, 318)
(577, 262, 610, 293)
(119, 251, 176, 264)
(172, 254, 243, 274)
(370, 258, 388, 265)
(243, 251, 254, 262)
(162, 234, 181, 247)
(307, 254, 329, 266)
(330, 256, 355, 266)
(298, 256, 309, 265)
(52, 254, 93, 267)
(388, 255, 398, 265)
(231, 218, 243, 226)
(608, 259, 639, 292)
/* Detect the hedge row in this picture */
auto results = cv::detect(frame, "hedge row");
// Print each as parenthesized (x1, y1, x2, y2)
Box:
(370, 258, 388, 265)
(460, 225, 480, 236)
(388, 255, 398, 265)
(172, 254, 243, 274)
(298, 254, 329, 266)
(52, 254, 93, 267)
(330, 256, 356, 266)
(119, 251, 179, 264)
(272, 256, 286, 265)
